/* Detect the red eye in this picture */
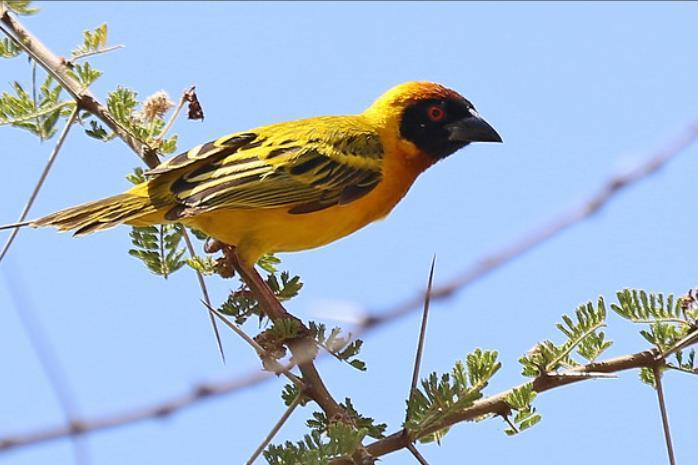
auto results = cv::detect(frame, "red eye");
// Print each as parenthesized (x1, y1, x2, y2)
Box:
(427, 105, 445, 122)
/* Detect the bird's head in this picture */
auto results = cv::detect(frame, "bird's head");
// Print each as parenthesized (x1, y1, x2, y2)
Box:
(363, 81, 502, 161)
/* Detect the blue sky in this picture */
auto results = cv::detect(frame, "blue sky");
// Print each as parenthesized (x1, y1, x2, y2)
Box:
(1, 2, 697, 465)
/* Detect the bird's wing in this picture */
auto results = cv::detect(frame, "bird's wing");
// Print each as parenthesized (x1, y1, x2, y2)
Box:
(148, 119, 384, 220)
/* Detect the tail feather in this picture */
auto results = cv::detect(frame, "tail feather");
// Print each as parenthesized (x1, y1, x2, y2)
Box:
(32, 193, 158, 235)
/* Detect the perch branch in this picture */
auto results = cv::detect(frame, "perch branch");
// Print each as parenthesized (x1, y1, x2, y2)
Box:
(0, 8, 159, 166)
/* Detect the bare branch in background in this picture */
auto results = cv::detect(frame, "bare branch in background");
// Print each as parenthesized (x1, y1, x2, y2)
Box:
(358, 120, 698, 332)
(2, 262, 89, 465)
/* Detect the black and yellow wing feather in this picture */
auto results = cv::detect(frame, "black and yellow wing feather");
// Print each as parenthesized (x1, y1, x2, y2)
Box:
(146, 117, 385, 220)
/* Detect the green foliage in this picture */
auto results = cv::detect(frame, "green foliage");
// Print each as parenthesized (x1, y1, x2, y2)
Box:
(264, 423, 368, 465)
(268, 272, 303, 301)
(0, 37, 22, 58)
(258, 253, 281, 273)
(3, 0, 39, 15)
(187, 227, 209, 241)
(640, 322, 684, 352)
(612, 289, 695, 353)
(671, 348, 697, 374)
(406, 349, 500, 443)
(71, 23, 108, 58)
(219, 271, 303, 325)
(308, 322, 366, 371)
(125, 166, 146, 184)
(0, 77, 71, 139)
(66, 61, 103, 88)
(504, 383, 541, 435)
(125, 168, 187, 278)
(94, 86, 178, 153)
(304, 399, 385, 439)
(641, 349, 698, 388)
(520, 297, 611, 376)
(128, 225, 186, 278)
(268, 318, 302, 340)
(185, 255, 217, 275)
(341, 398, 386, 439)
(612, 289, 684, 324)
(639, 367, 657, 387)
(281, 383, 310, 407)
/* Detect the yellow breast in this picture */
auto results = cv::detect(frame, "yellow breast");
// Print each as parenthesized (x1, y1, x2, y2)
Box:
(185, 139, 431, 265)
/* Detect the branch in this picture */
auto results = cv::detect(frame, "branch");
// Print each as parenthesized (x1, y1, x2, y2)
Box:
(3, 241, 89, 464)
(0, 7, 226, 360)
(0, 8, 159, 167)
(358, 120, 698, 332)
(0, 367, 277, 451)
(360, 350, 660, 460)
(222, 246, 345, 420)
(0, 106, 78, 263)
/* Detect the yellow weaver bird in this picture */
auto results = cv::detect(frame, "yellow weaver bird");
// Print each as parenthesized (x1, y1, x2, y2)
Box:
(2, 82, 501, 266)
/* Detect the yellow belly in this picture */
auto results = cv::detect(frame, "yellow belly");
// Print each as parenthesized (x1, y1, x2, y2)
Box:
(128, 132, 432, 265)
(182, 164, 421, 265)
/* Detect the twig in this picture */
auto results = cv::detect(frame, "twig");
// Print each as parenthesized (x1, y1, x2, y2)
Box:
(203, 301, 303, 386)
(180, 229, 225, 362)
(225, 247, 344, 418)
(406, 443, 430, 465)
(660, 329, 698, 360)
(0, 106, 79, 264)
(0, 367, 278, 451)
(359, 350, 662, 460)
(359, 121, 698, 333)
(501, 414, 519, 434)
(653, 365, 677, 465)
(155, 86, 193, 141)
(245, 393, 303, 465)
(406, 256, 436, 421)
(70, 44, 124, 61)
(3, 346, 691, 455)
(0, 100, 74, 126)
(1, 8, 228, 364)
(222, 247, 374, 463)
(2, 261, 88, 464)
(0, 10, 159, 166)
(547, 371, 617, 380)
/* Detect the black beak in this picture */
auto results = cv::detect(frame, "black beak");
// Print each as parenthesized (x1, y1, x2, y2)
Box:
(446, 111, 502, 143)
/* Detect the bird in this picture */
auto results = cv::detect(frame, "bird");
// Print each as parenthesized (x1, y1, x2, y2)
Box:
(1, 81, 501, 267)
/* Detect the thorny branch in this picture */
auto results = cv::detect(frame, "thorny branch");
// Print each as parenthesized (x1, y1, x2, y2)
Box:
(653, 365, 677, 465)
(2, 346, 691, 460)
(0, 7, 225, 357)
(0, 107, 78, 263)
(0, 7, 159, 167)
(360, 350, 663, 459)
